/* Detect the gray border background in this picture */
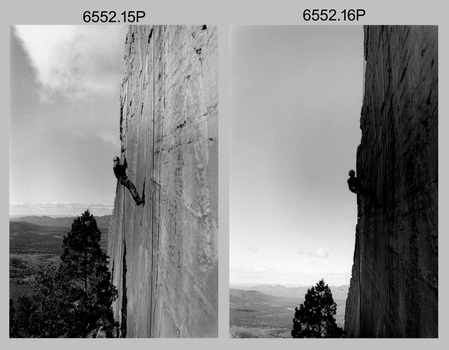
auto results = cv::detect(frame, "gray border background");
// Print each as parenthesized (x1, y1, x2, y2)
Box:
(2, 0, 447, 349)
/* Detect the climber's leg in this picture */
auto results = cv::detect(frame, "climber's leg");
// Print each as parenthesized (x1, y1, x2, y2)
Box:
(122, 177, 144, 205)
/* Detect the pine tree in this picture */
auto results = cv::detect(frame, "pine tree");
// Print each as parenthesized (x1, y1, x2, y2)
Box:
(59, 210, 118, 337)
(291, 279, 344, 338)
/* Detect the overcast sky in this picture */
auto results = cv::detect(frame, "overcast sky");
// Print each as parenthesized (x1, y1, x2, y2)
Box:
(10, 25, 128, 215)
(230, 26, 364, 287)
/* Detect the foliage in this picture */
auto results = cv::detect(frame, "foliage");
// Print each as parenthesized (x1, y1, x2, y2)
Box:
(10, 210, 118, 338)
(59, 210, 118, 337)
(10, 296, 33, 337)
(9, 299, 16, 337)
(291, 279, 344, 338)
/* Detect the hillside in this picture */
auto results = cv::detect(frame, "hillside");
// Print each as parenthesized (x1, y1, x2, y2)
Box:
(10, 221, 109, 254)
(229, 287, 346, 338)
(9, 218, 108, 302)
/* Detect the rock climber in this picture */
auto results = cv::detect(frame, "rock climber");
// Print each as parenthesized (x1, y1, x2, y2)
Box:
(347, 170, 381, 208)
(113, 156, 144, 206)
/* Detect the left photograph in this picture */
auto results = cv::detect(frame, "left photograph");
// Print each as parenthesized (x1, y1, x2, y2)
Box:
(9, 25, 218, 338)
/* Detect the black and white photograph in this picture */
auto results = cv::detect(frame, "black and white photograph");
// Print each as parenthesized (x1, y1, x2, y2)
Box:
(9, 25, 218, 338)
(3, 1, 446, 348)
(230, 25, 437, 338)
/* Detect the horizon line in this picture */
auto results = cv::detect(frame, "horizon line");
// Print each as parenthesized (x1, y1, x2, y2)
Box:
(10, 201, 114, 206)
(230, 282, 350, 288)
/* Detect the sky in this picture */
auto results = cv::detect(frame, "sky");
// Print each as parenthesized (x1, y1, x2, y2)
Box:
(9, 25, 129, 216)
(230, 26, 364, 287)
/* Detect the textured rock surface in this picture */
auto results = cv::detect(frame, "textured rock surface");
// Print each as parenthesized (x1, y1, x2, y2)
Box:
(344, 26, 438, 337)
(108, 25, 218, 338)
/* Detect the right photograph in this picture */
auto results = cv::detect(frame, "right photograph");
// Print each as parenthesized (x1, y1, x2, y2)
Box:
(229, 25, 438, 338)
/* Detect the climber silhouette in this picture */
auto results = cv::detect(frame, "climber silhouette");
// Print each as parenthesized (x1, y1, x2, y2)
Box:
(113, 156, 144, 206)
(347, 170, 381, 208)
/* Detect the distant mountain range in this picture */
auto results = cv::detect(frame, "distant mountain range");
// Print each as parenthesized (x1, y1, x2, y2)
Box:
(10, 215, 112, 229)
(9, 202, 113, 217)
(231, 284, 349, 301)
(230, 289, 280, 305)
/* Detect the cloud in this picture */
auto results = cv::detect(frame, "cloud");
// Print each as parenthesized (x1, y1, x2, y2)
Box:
(246, 245, 259, 253)
(72, 130, 87, 140)
(70, 129, 119, 147)
(309, 261, 321, 268)
(297, 247, 329, 258)
(309, 247, 329, 258)
(98, 130, 120, 147)
(230, 266, 350, 286)
(14, 25, 128, 100)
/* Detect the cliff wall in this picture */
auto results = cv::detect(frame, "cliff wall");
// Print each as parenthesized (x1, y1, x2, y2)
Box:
(344, 26, 438, 337)
(108, 25, 218, 338)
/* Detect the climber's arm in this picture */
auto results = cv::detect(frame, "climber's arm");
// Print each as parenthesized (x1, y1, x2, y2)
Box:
(348, 179, 359, 194)
(348, 184, 358, 194)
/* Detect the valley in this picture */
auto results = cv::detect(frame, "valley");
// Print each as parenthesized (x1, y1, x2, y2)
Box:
(9, 216, 109, 302)
(229, 286, 347, 338)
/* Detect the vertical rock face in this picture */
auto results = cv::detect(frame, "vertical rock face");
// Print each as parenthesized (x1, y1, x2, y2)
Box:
(108, 25, 218, 338)
(344, 26, 438, 337)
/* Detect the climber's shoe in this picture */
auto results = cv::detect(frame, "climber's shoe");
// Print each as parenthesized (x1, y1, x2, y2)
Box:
(136, 197, 144, 206)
